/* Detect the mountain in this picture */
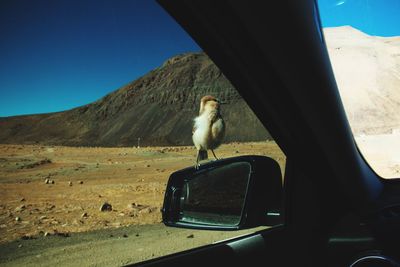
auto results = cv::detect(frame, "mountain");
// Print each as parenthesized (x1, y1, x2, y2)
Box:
(324, 26, 400, 135)
(2, 26, 399, 146)
(0, 52, 270, 146)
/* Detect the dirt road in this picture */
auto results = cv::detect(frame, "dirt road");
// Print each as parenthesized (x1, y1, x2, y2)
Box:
(0, 223, 266, 266)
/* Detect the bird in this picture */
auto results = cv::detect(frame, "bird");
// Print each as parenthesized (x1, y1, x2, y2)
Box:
(192, 95, 225, 168)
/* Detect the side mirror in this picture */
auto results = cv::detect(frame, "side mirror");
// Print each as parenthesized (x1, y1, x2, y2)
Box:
(162, 156, 283, 230)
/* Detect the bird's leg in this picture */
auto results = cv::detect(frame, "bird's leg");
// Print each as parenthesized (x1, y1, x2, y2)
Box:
(211, 149, 219, 160)
(195, 150, 201, 170)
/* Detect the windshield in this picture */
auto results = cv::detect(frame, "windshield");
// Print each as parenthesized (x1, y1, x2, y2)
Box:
(317, 0, 400, 178)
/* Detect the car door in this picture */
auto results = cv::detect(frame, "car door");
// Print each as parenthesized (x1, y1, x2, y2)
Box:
(131, 1, 369, 266)
(133, 1, 400, 266)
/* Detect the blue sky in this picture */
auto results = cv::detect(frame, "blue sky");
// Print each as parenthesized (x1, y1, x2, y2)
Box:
(1, 0, 399, 117)
(0, 0, 200, 117)
(318, 0, 400, 36)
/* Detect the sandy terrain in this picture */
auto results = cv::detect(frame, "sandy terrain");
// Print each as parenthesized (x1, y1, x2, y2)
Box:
(355, 133, 400, 178)
(0, 141, 284, 266)
(323, 27, 400, 179)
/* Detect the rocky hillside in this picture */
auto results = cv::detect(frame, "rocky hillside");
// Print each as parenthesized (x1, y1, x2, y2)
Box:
(0, 52, 270, 146)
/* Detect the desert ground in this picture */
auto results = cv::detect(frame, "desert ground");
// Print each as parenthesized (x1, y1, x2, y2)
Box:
(0, 141, 285, 266)
(355, 133, 400, 178)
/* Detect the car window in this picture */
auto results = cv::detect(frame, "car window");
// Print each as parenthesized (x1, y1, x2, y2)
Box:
(0, 1, 286, 266)
(317, 0, 400, 178)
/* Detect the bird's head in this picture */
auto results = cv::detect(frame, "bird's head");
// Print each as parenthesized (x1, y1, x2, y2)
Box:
(199, 95, 221, 114)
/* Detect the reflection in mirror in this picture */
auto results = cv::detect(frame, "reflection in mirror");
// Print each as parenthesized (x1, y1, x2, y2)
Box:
(179, 162, 251, 227)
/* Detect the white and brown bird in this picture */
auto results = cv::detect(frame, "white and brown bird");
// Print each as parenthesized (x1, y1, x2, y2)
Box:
(192, 95, 225, 167)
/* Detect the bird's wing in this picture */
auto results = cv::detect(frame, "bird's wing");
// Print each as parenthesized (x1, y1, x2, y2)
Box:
(210, 113, 222, 125)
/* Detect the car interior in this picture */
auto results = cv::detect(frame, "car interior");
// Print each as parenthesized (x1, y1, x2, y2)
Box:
(128, 1, 400, 267)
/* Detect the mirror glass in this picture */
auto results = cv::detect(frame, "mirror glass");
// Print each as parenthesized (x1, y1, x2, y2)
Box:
(178, 162, 251, 227)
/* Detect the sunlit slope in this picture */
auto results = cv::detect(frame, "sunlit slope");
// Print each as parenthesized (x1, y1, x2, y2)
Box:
(324, 26, 400, 135)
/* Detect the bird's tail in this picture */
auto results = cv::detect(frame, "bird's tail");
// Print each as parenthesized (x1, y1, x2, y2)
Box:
(198, 150, 208, 161)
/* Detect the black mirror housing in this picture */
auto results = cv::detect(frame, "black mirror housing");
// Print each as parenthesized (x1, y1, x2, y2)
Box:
(162, 156, 283, 230)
